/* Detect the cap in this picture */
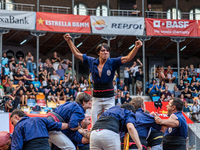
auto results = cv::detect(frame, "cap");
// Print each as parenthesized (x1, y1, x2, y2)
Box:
(0, 131, 10, 148)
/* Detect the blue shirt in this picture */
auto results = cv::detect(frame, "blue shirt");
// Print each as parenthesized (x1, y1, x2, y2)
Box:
(11, 116, 62, 150)
(4, 67, 9, 75)
(134, 108, 162, 138)
(2, 57, 8, 66)
(149, 84, 157, 93)
(100, 105, 136, 133)
(32, 81, 41, 88)
(164, 111, 188, 139)
(53, 102, 85, 128)
(82, 54, 122, 83)
(158, 86, 165, 91)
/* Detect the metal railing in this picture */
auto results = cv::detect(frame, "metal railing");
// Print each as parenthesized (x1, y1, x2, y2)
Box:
(40, 5, 70, 14)
(110, 9, 140, 17)
(145, 11, 172, 19)
(188, 123, 200, 150)
(6, 3, 35, 11)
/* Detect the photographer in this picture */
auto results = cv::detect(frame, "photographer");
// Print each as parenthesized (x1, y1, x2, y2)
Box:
(5, 99, 13, 112)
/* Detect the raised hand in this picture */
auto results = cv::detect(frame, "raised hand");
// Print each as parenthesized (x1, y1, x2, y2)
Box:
(63, 33, 72, 42)
(135, 40, 142, 49)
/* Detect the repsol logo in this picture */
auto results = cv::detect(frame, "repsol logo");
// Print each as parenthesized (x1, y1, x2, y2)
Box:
(0, 16, 29, 24)
(111, 23, 142, 29)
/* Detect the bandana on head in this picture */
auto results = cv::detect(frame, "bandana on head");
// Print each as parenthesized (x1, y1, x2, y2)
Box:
(0, 131, 10, 148)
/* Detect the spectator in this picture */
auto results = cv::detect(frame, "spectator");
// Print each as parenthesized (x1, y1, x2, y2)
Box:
(9, 56, 16, 72)
(52, 80, 58, 88)
(158, 66, 165, 82)
(131, 4, 140, 16)
(149, 79, 159, 100)
(70, 85, 76, 100)
(115, 91, 124, 105)
(77, 87, 83, 97)
(13, 68, 23, 84)
(38, 64, 44, 80)
(184, 66, 189, 76)
(196, 64, 200, 75)
(164, 65, 176, 83)
(84, 86, 92, 96)
(64, 87, 71, 101)
(177, 79, 186, 92)
(189, 64, 197, 77)
(191, 101, 200, 122)
(62, 76, 71, 88)
(32, 76, 41, 89)
(56, 84, 66, 102)
(17, 57, 26, 68)
(65, 65, 76, 81)
(180, 67, 185, 80)
(161, 85, 171, 101)
(180, 94, 187, 102)
(113, 80, 117, 95)
(41, 69, 50, 81)
(47, 63, 54, 75)
(71, 79, 79, 91)
(50, 70, 60, 83)
(189, 81, 198, 97)
(130, 59, 143, 94)
(15, 81, 27, 106)
(182, 86, 193, 103)
(80, 79, 88, 92)
(123, 92, 131, 103)
(124, 67, 131, 90)
(23, 69, 33, 85)
(25, 52, 34, 73)
(47, 84, 59, 104)
(79, 76, 84, 84)
(8, 90, 21, 111)
(136, 67, 143, 95)
(157, 80, 166, 96)
(15, 64, 25, 75)
(2, 52, 8, 67)
(56, 65, 65, 80)
(172, 85, 181, 98)
(3, 64, 10, 76)
(38, 58, 43, 68)
(27, 83, 37, 99)
(52, 52, 61, 70)
(121, 85, 129, 98)
(146, 4, 154, 18)
(183, 101, 190, 118)
(6, 81, 15, 95)
(2, 75, 10, 89)
(60, 59, 71, 71)
(5, 99, 13, 112)
(117, 80, 124, 91)
(183, 74, 190, 86)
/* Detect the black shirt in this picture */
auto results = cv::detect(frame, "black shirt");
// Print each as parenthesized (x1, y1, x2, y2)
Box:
(52, 57, 60, 63)
(136, 71, 143, 81)
(56, 88, 64, 96)
(177, 84, 185, 91)
(14, 73, 22, 81)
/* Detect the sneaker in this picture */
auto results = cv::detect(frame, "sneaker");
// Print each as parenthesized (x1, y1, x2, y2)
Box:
(140, 92, 143, 96)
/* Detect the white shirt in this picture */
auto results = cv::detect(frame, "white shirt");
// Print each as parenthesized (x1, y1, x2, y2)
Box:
(124, 70, 129, 78)
(131, 66, 139, 77)
(192, 105, 200, 113)
(197, 68, 200, 73)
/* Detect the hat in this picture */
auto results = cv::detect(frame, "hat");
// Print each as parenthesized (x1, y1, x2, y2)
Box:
(0, 131, 10, 148)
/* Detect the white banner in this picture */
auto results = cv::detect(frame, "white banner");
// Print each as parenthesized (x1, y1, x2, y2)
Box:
(90, 16, 144, 35)
(0, 10, 36, 30)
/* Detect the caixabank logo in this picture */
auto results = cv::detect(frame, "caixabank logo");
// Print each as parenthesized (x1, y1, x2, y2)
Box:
(92, 20, 107, 30)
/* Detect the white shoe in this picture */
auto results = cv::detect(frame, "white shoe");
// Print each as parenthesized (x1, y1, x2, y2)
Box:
(140, 92, 143, 96)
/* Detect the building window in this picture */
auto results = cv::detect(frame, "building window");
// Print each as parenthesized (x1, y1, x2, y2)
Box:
(167, 8, 181, 19)
(74, 4, 87, 15)
(190, 8, 200, 20)
(96, 5, 108, 16)
(0, 0, 13, 10)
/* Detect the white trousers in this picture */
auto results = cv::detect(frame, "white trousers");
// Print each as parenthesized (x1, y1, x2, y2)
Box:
(91, 96, 115, 126)
(53, 62, 59, 70)
(48, 131, 76, 150)
(90, 129, 120, 150)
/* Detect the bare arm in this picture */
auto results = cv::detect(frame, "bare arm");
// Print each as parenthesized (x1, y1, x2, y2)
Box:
(81, 137, 90, 144)
(121, 40, 142, 64)
(126, 123, 142, 150)
(63, 34, 83, 61)
(137, 59, 143, 67)
(155, 115, 179, 128)
(78, 128, 91, 139)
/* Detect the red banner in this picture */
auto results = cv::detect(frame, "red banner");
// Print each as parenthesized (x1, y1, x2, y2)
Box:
(145, 18, 198, 37)
(36, 12, 91, 33)
(198, 20, 200, 36)
(145, 102, 193, 124)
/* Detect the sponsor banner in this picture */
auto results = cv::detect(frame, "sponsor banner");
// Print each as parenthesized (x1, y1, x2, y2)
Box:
(145, 102, 193, 124)
(145, 18, 198, 37)
(0, 113, 9, 132)
(36, 12, 91, 33)
(90, 16, 144, 35)
(0, 10, 36, 30)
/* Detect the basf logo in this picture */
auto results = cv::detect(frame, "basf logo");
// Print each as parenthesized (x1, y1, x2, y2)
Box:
(153, 20, 189, 28)
(92, 20, 107, 30)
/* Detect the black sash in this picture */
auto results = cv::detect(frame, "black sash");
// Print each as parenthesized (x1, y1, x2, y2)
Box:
(163, 135, 186, 150)
(93, 82, 114, 98)
(47, 112, 65, 123)
(92, 116, 119, 133)
(23, 138, 50, 150)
